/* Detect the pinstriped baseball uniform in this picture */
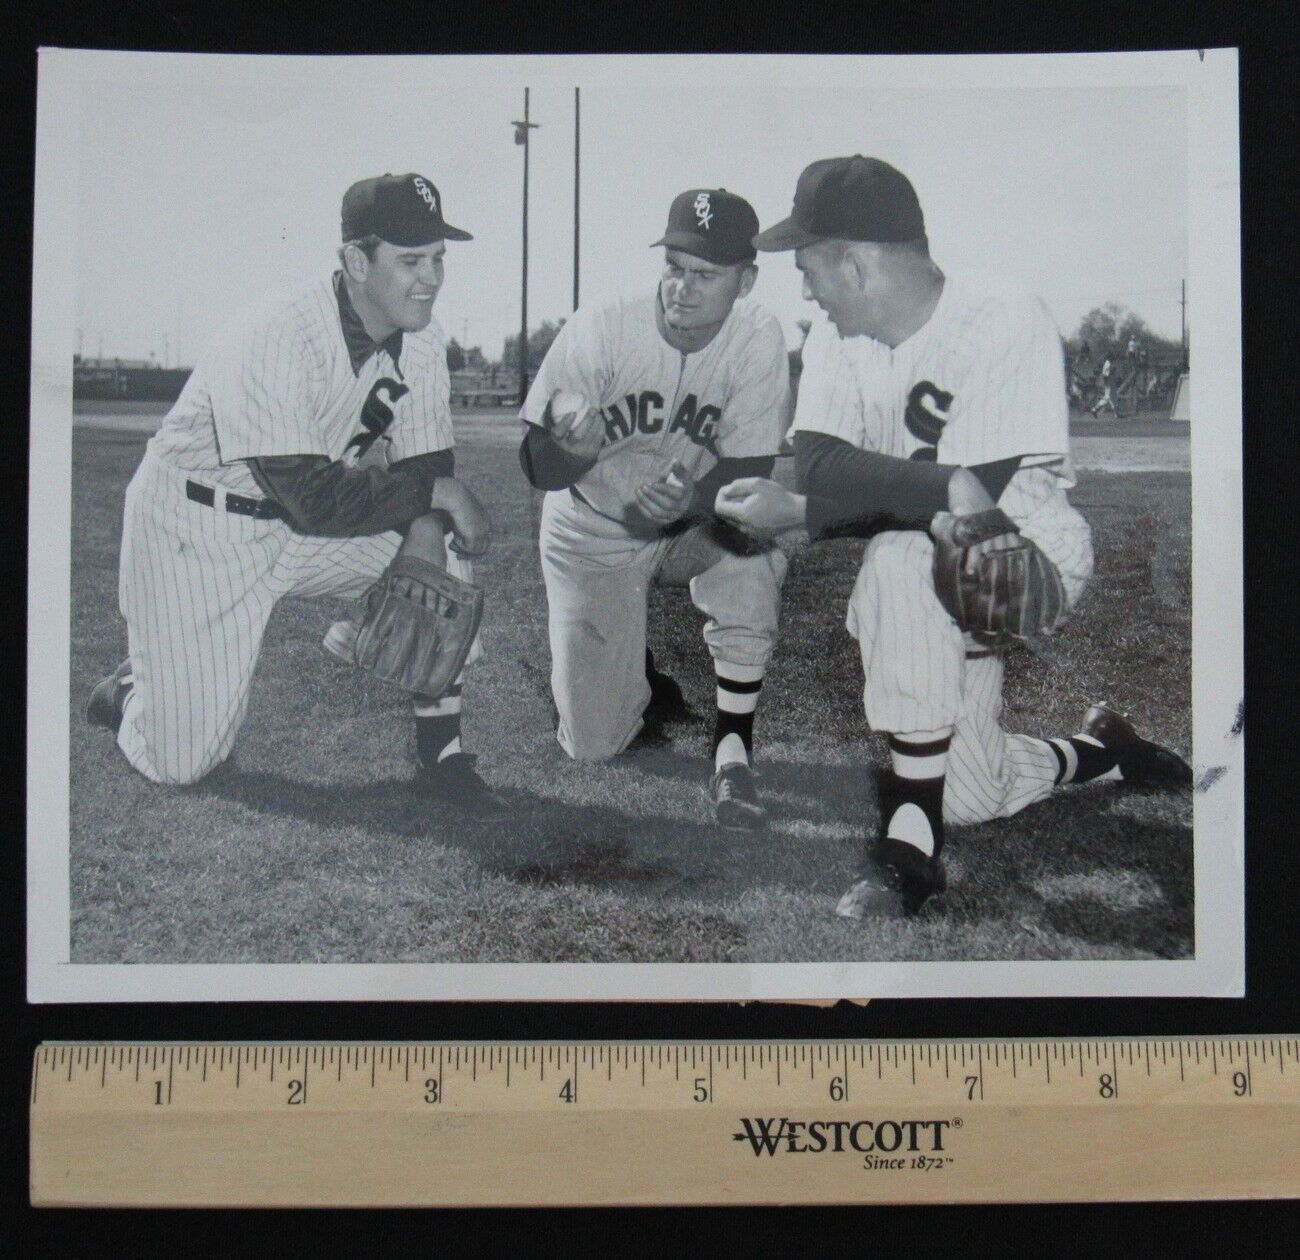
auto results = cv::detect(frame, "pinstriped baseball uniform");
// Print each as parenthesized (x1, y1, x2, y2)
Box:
(522, 292, 790, 760)
(792, 274, 1094, 823)
(116, 276, 474, 785)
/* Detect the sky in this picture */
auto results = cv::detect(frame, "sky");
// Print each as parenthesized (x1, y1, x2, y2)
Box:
(67, 53, 1188, 365)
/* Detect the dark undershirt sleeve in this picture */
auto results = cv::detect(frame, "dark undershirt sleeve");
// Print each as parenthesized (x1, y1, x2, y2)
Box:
(796, 433, 1030, 541)
(689, 455, 777, 517)
(246, 449, 455, 538)
(969, 456, 1023, 502)
(518, 423, 599, 491)
(796, 432, 955, 540)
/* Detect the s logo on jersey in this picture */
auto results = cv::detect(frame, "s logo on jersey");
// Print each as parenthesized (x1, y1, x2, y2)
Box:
(904, 381, 953, 461)
(345, 377, 410, 461)
(599, 390, 721, 454)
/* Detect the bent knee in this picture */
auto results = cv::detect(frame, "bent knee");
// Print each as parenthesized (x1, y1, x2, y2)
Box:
(863, 529, 933, 576)
(558, 721, 638, 762)
(133, 753, 221, 788)
(401, 512, 450, 567)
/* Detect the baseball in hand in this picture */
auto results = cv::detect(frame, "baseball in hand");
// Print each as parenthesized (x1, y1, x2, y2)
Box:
(663, 462, 688, 492)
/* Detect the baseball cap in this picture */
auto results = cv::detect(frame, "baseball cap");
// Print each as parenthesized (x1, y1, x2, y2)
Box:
(341, 173, 472, 246)
(650, 188, 759, 266)
(752, 156, 924, 252)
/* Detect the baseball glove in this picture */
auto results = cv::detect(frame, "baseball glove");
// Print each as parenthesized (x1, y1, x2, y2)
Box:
(931, 507, 1067, 647)
(352, 554, 483, 698)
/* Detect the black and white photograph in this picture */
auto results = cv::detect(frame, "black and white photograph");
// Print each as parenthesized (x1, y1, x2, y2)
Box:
(27, 49, 1243, 1001)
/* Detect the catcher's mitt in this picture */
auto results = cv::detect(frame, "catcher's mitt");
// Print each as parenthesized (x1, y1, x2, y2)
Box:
(352, 554, 483, 698)
(931, 507, 1067, 648)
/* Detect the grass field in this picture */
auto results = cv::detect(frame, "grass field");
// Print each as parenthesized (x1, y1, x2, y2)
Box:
(68, 416, 1193, 964)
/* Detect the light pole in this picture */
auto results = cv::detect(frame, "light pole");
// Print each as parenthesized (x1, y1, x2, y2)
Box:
(512, 90, 540, 407)
(573, 87, 580, 312)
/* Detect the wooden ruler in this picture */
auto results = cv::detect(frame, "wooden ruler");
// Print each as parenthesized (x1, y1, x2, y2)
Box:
(30, 1038, 1300, 1206)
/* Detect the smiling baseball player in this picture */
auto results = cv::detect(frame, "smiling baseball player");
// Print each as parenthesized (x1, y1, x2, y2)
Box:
(518, 188, 790, 827)
(86, 173, 503, 809)
(716, 155, 1191, 911)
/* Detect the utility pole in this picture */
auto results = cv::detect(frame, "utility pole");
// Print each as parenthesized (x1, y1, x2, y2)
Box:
(512, 89, 540, 407)
(573, 87, 580, 312)
(1180, 279, 1188, 370)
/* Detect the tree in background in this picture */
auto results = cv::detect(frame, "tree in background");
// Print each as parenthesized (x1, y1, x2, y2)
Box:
(446, 339, 489, 376)
(1068, 304, 1184, 368)
(1066, 304, 1187, 415)
(501, 319, 566, 374)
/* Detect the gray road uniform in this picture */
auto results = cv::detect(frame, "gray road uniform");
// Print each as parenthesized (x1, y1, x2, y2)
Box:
(520, 292, 790, 759)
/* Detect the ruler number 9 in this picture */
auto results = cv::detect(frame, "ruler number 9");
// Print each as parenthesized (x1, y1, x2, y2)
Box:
(1233, 1072, 1249, 1097)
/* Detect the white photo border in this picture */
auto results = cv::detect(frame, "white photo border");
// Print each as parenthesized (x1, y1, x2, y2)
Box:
(28, 48, 1243, 1001)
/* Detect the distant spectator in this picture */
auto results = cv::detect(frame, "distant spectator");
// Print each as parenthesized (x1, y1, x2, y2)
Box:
(1089, 357, 1116, 417)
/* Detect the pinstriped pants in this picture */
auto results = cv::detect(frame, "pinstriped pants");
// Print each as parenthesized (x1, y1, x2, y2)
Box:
(115, 449, 478, 786)
(846, 530, 1061, 825)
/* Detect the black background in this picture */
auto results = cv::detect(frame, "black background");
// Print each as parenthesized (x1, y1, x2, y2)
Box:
(7, 0, 1297, 1248)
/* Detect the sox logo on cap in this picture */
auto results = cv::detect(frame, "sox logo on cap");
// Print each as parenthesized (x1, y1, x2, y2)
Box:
(693, 192, 713, 230)
(412, 176, 440, 217)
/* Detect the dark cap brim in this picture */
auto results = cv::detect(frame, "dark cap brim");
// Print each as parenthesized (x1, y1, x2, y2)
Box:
(752, 216, 823, 252)
(651, 231, 756, 265)
(380, 222, 474, 246)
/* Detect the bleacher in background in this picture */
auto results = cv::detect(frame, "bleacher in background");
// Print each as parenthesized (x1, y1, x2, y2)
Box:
(73, 356, 192, 403)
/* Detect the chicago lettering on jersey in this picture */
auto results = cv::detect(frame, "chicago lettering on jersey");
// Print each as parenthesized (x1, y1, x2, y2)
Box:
(346, 377, 410, 459)
(599, 390, 721, 454)
(904, 379, 953, 461)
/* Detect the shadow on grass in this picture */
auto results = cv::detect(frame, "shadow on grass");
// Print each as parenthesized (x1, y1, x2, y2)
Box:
(191, 762, 738, 897)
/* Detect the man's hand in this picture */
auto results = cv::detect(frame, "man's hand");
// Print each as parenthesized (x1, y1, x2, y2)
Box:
(431, 477, 492, 557)
(546, 390, 606, 462)
(935, 469, 1005, 574)
(944, 466, 996, 515)
(714, 477, 806, 535)
(632, 461, 695, 527)
(930, 510, 1020, 576)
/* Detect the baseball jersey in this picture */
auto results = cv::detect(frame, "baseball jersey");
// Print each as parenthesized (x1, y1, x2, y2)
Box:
(522, 293, 789, 521)
(792, 274, 1072, 480)
(147, 275, 455, 499)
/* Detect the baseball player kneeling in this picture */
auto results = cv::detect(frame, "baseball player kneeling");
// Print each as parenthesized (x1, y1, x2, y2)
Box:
(86, 173, 504, 812)
(518, 189, 790, 828)
(716, 156, 1191, 912)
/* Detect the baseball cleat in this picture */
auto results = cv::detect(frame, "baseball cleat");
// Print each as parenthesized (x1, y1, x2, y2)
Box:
(415, 752, 511, 816)
(323, 618, 359, 666)
(710, 762, 768, 830)
(86, 658, 134, 735)
(836, 840, 948, 920)
(1082, 702, 1192, 788)
(645, 663, 692, 723)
